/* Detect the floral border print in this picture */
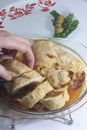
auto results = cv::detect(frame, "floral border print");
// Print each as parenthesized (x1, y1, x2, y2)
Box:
(0, 0, 56, 28)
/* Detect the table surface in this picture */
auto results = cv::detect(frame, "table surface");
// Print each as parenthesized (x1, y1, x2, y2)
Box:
(0, 0, 87, 130)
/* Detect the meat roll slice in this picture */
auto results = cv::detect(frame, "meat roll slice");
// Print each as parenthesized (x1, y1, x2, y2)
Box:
(32, 40, 84, 89)
(57, 52, 84, 73)
(41, 87, 69, 110)
(1, 59, 31, 77)
(17, 81, 53, 108)
(4, 70, 45, 95)
(32, 40, 61, 76)
(47, 69, 70, 88)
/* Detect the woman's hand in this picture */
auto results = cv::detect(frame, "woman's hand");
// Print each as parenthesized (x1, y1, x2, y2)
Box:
(0, 30, 35, 80)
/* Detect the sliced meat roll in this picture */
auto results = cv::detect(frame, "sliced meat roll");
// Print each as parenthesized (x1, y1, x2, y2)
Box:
(1, 59, 31, 77)
(42, 87, 69, 110)
(57, 52, 84, 73)
(32, 40, 84, 89)
(17, 81, 53, 108)
(32, 40, 61, 76)
(32, 40, 84, 74)
(47, 69, 70, 88)
(4, 70, 45, 95)
(49, 40, 84, 73)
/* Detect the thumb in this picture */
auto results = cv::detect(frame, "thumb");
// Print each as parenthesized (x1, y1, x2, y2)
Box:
(0, 64, 12, 81)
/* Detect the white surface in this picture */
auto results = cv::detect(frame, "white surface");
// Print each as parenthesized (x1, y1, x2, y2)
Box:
(0, 0, 87, 130)
(0, 0, 78, 39)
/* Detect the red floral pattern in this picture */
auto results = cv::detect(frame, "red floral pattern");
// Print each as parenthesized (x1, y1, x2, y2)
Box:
(0, 9, 7, 20)
(8, 3, 36, 20)
(0, 0, 56, 28)
(0, 21, 4, 28)
(38, 0, 56, 12)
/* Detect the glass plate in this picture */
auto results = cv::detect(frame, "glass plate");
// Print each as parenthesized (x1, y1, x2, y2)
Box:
(0, 38, 87, 116)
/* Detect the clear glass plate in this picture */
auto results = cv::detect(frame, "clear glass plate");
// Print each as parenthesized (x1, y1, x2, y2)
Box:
(15, 38, 87, 115)
(0, 38, 87, 116)
(0, 38, 87, 129)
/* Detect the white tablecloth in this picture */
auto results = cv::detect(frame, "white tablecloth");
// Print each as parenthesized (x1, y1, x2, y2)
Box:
(0, 0, 87, 130)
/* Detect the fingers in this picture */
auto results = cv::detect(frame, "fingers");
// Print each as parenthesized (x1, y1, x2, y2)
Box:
(24, 47, 35, 68)
(13, 35, 30, 46)
(14, 42, 35, 68)
(0, 64, 12, 80)
(4, 38, 35, 68)
(0, 31, 35, 68)
(0, 54, 13, 60)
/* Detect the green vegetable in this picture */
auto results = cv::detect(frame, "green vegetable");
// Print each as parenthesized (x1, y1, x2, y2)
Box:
(69, 20, 79, 31)
(50, 10, 60, 20)
(50, 10, 79, 38)
(64, 13, 73, 23)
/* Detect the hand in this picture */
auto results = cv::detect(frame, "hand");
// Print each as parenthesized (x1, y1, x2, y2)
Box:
(0, 30, 35, 80)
